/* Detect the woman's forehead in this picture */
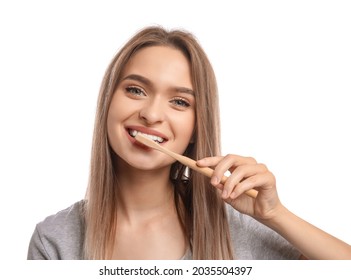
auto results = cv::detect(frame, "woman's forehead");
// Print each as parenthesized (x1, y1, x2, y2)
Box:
(121, 46, 193, 90)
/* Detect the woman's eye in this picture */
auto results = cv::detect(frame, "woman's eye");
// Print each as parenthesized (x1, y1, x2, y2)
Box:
(126, 86, 145, 96)
(170, 98, 190, 108)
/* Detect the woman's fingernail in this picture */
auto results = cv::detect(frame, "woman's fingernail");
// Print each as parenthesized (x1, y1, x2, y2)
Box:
(222, 190, 228, 198)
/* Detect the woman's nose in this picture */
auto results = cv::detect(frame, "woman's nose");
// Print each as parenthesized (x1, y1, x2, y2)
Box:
(139, 97, 165, 124)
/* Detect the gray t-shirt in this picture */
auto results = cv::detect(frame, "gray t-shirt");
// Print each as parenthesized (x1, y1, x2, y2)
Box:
(27, 201, 300, 260)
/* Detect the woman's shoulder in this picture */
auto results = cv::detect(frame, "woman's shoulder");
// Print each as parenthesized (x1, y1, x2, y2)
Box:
(27, 200, 86, 260)
(38, 200, 85, 230)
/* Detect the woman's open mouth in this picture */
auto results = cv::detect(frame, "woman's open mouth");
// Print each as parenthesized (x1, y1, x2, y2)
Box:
(128, 129, 166, 144)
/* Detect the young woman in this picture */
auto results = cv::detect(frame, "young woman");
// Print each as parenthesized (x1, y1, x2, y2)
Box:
(27, 26, 351, 260)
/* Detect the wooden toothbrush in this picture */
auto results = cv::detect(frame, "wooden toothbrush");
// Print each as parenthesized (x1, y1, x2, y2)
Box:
(135, 133, 258, 198)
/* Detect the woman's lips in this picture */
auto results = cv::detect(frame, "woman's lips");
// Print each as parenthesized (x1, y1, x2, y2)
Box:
(125, 130, 151, 150)
(128, 129, 165, 143)
(126, 126, 169, 141)
(124, 126, 169, 152)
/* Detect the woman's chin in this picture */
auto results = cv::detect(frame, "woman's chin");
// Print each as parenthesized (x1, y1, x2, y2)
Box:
(122, 158, 174, 172)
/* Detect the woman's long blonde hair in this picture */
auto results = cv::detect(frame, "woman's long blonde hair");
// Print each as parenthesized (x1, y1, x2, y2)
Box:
(84, 26, 233, 259)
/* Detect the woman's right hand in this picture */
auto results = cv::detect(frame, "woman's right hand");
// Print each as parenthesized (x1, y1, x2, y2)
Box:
(197, 154, 284, 221)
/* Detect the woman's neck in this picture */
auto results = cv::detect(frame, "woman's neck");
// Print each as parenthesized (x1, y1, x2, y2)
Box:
(115, 164, 174, 223)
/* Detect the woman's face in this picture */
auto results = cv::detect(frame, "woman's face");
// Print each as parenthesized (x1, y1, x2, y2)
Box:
(107, 46, 195, 171)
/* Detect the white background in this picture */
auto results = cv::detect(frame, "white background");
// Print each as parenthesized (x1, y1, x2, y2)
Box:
(0, 0, 350, 263)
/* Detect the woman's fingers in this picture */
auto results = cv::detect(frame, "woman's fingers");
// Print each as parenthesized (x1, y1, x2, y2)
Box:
(197, 154, 274, 200)
(197, 154, 257, 169)
(222, 163, 269, 199)
(196, 156, 225, 168)
(197, 154, 256, 184)
(197, 156, 227, 185)
(198, 154, 280, 219)
(230, 170, 276, 199)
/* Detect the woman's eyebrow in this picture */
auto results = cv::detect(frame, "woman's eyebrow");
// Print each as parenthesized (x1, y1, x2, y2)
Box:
(175, 87, 195, 96)
(122, 74, 152, 87)
(122, 73, 195, 96)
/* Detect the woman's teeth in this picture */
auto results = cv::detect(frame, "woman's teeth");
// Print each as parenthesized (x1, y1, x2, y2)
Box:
(129, 129, 165, 143)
